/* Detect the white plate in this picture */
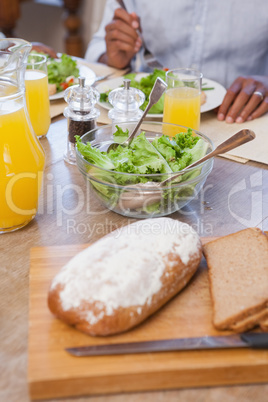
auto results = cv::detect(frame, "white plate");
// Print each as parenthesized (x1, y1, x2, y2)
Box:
(201, 78, 227, 113)
(96, 73, 227, 117)
(49, 58, 96, 101)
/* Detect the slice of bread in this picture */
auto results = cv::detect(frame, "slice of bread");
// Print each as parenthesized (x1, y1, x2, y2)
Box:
(203, 228, 268, 331)
(260, 316, 268, 331)
(230, 307, 268, 332)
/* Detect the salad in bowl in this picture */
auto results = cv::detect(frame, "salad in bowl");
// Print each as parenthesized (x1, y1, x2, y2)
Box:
(75, 121, 214, 218)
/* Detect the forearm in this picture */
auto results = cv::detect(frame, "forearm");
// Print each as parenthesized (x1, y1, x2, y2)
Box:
(85, 0, 118, 63)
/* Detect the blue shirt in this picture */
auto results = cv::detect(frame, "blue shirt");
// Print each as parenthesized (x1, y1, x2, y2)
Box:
(85, 0, 268, 88)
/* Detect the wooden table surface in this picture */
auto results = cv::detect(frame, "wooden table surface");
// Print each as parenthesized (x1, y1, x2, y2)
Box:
(1, 115, 268, 402)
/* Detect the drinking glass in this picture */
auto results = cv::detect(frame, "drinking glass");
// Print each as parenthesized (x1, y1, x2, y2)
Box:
(25, 54, 51, 138)
(163, 68, 202, 135)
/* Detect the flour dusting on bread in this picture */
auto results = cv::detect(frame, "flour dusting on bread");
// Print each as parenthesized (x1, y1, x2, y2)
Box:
(48, 218, 202, 336)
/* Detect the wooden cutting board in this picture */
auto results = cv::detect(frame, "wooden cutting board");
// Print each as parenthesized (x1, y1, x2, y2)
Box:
(28, 238, 268, 400)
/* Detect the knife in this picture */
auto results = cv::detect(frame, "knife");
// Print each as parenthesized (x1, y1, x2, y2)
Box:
(66, 332, 268, 357)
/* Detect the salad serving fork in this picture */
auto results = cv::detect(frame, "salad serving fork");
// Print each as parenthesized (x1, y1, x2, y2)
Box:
(116, 0, 163, 70)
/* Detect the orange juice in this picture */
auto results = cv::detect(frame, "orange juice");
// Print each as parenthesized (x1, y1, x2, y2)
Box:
(0, 94, 45, 232)
(163, 87, 201, 136)
(25, 70, 51, 138)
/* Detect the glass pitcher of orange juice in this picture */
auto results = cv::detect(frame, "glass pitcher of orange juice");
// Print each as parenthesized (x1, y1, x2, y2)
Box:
(0, 38, 45, 233)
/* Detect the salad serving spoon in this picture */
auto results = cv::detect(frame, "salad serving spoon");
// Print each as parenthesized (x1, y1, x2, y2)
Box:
(119, 129, 256, 210)
(107, 77, 167, 152)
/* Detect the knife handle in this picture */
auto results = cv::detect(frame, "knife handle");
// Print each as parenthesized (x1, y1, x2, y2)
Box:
(241, 333, 268, 349)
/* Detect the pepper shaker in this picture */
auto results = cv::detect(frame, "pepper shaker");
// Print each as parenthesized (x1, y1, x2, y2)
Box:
(108, 79, 145, 133)
(63, 77, 100, 165)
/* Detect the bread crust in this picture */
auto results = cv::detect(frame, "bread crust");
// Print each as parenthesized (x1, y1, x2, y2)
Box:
(260, 315, 268, 331)
(230, 308, 268, 333)
(48, 218, 202, 336)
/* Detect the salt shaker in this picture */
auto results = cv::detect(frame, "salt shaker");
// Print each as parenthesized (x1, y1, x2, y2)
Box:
(108, 79, 145, 133)
(63, 77, 100, 165)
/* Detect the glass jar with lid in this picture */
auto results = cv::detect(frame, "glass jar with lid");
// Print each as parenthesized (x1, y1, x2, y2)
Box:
(64, 77, 100, 165)
(108, 79, 145, 133)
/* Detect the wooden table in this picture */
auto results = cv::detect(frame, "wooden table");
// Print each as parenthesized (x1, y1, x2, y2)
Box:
(1, 115, 268, 401)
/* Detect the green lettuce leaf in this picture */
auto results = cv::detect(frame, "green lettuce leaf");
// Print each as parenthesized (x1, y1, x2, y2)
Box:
(100, 92, 109, 102)
(173, 129, 199, 150)
(152, 135, 176, 162)
(179, 137, 209, 182)
(137, 70, 166, 113)
(152, 134, 191, 172)
(147, 95, 165, 114)
(75, 136, 115, 170)
(152, 129, 207, 174)
(107, 132, 172, 176)
(108, 145, 136, 173)
(113, 125, 129, 144)
(130, 132, 172, 174)
(186, 137, 209, 163)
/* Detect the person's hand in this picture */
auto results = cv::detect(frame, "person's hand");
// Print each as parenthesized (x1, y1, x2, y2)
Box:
(99, 8, 142, 69)
(217, 76, 268, 123)
(31, 42, 58, 59)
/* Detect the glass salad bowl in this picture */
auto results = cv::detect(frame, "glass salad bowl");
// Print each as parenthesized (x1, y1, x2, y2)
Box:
(75, 121, 214, 218)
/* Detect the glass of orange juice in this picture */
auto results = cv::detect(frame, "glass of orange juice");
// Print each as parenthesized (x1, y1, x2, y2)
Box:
(163, 68, 202, 136)
(25, 54, 51, 138)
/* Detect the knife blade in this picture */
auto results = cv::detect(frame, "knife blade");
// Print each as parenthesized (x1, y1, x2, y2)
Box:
(66, 332, 268, 357)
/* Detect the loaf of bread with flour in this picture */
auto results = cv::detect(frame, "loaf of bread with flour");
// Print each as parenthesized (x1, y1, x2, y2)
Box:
(48, 218, 202, 336)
